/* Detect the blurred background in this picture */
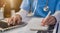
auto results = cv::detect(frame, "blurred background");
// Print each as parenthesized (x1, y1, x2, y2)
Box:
(0, 0, 22, 18)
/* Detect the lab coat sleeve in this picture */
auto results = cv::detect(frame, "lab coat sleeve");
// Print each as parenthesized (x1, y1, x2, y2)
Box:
(16, 0, 31, 20)
(20, 0, 31, 11)
(16, 9, 29, 20)
(53, 11, 60, 22)
(52, 11, 60, 33)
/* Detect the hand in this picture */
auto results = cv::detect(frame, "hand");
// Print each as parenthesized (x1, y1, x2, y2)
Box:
(41, 16, 57, 26)
(5, 14, 22, 26)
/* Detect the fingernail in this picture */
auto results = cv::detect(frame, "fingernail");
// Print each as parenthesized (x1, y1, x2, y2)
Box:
(8, 23, 10, 26)
(45, 25, 48, 26)
(41, 23, 44, 26)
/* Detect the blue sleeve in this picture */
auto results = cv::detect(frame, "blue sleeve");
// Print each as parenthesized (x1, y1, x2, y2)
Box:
(56, 1, 60, 11)
(20, 0, 31, 11)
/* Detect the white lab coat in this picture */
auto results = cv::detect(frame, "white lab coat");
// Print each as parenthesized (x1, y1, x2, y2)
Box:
(53, 11, 60, 33)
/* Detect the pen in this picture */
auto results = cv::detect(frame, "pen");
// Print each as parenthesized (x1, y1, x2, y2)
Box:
(42, 11, 51, 26)
(45, 11, 51, 20)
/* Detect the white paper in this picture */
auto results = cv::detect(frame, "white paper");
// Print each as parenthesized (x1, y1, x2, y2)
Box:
(28, 17, 49, 31)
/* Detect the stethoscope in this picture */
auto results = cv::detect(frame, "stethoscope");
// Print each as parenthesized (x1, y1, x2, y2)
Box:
(29, 0, 50, 16)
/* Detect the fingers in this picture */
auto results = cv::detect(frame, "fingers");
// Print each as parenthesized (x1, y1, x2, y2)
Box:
(5, 18, 13, 26)
(41, 16, 50, 26)
(41, 17, 50, 26)
(41, 16, 56, 26)
(47, 18, 55, 25)
(45, 18, 53, 25)
(45, 16, 55, 25)
(45, 16, 53, 25)
(16, 16, 21, 24)
(5, 18, 10, 26)
(17, 18, 20, 24)
(13, 16, 17, 25)
(41, 19, 45, 26)
(5, 15, 22, 26)
(12, 15, 22, 25)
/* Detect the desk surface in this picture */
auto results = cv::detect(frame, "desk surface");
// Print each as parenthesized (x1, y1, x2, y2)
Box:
(0, 17, 38, 33)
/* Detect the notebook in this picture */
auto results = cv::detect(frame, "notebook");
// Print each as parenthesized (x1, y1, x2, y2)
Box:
(28, 17, 49, 31)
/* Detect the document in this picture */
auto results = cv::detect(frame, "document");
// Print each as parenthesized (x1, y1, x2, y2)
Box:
(28, 17, 49, 31)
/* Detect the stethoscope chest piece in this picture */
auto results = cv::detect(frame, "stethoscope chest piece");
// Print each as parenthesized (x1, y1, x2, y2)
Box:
(43, 6, 49, 11)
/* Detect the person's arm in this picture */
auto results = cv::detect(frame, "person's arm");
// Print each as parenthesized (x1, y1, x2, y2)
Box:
(16, 0, 31, 20)
(16, 9, 29, 20)
(52, 11, 60, 23)
(4, 0, 31, 25)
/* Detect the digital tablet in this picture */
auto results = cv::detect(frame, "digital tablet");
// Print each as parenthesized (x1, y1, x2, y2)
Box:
(0, 20, 27, 32)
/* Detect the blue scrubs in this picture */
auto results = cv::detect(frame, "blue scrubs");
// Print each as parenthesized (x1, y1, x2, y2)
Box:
(20, 0, 60, 18)
(56, 2, 60, 10)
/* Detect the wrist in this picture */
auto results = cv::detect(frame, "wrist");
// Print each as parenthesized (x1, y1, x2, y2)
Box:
(16, 14, 22, 20)
(54, 16, 57, 24)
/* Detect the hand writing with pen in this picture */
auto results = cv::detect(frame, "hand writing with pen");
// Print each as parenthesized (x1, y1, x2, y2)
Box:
(41, 16, 57, 26)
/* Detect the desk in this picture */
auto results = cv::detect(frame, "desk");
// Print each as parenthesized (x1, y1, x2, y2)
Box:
(0, 17, 38, 33)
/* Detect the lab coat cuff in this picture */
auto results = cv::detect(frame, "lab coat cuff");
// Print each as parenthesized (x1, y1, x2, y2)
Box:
(52, 11, 60, 23)
(16, 9, 29, 21)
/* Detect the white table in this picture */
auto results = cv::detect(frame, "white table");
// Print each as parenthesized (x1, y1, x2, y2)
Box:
(0, 17, 38, 33)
